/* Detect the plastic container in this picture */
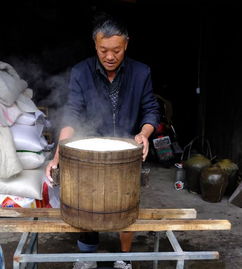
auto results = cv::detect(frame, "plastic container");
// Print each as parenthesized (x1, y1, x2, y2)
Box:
(174, 163, 186, 190)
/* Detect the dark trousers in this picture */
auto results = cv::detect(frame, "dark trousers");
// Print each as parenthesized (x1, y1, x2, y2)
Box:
(78, 232, 99, 252)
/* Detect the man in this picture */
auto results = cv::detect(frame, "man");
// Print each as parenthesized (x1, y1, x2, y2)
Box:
(46, 15, 160, 269)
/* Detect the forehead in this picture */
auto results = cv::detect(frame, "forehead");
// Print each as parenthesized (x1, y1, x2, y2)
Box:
(95, 32, 127, 48)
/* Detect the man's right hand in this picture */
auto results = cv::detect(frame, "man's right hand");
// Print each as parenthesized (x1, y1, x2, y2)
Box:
(45, 126, 74, 187)
(45, 159, 59, 188)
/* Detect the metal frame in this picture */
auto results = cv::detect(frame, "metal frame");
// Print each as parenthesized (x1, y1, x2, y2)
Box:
(0, 244, 6, 269)
(14, 233, 38, 269)
(13, 232, 219, 269)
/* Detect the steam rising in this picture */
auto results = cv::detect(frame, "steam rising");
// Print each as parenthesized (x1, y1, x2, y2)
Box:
(3, 56, 71, 142)
(2, 56, 133, 146)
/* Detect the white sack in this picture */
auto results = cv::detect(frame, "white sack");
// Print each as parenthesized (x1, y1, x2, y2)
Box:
(0, 61, 20, 79)
(15, 113, 36, 125)
(16, 90, 39, 113)
(0, 126, 23, 178)
(17, 151, 46, 169)
(16, 110, 49, 127)
(0, 166, 45, 200)
(21, 88, 33, 99)
(10, 123, 48, 151)
(0, 61, 28, 106)
(0, 103, 22, 126)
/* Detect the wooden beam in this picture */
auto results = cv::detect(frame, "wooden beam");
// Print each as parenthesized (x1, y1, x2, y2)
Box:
(0, 208, 197, 219)
(0, 219, 231, 233)
(0, 208, 60, 218)
(138, 208, 197, 219)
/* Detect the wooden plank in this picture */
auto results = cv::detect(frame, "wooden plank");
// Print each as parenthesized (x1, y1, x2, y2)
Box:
(121, 219, 231, 231)
(138, 209, 197, 219)
(0, 219, 231, 233)
(0, 208, 60, 218)
(0, 208, 197, 219)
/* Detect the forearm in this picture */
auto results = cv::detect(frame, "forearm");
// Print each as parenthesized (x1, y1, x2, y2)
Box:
(140, 123, 154, 138)
(59, 126, 75, 141)
(53, 126, 75, 162)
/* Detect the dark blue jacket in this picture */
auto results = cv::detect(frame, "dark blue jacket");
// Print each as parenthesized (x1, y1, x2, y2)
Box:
(62, 56, 160, 137)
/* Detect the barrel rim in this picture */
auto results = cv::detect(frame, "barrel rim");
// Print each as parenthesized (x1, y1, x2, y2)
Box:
(59, 136, 143, 153)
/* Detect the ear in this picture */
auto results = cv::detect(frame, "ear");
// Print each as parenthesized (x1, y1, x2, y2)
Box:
(94, 41, 98, 51)
(125, 38, 129, 51)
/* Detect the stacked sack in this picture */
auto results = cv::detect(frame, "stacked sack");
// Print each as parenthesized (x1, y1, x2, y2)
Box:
(0, 61, 53, 207)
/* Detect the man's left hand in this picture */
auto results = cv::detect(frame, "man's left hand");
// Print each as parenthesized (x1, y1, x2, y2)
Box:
(135, 132, 149, 161)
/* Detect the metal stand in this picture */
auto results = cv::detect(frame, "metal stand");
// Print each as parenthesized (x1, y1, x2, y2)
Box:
(0, 208, 229, 268)
(14, 233, 38, 269)
(0, 244, 5, 269)
(152, 230, 219, 269)
(13, 232, 219, 269)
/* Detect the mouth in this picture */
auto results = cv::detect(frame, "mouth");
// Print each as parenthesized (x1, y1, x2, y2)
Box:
(105, 62, 116, 67)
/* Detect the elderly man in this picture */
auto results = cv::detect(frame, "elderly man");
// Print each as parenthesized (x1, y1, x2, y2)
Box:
(46, 15, 160, 269)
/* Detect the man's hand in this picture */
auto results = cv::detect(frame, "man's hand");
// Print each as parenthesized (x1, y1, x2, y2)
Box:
(135, 124, 154, 161)
(45, 159, 59, 188)
(135, 132, 149, 161)
(45, 126, 74, 187)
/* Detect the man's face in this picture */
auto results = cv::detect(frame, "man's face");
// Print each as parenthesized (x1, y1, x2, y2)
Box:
(95, 32, 128, 72)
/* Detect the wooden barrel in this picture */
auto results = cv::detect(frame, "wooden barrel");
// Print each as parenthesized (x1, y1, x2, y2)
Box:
(59, 137, 143, 231)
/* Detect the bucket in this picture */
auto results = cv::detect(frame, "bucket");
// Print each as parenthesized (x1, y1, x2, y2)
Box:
(59, 137, 143, 231)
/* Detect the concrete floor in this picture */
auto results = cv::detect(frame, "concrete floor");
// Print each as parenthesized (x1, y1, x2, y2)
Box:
(0, 163, 242, 269)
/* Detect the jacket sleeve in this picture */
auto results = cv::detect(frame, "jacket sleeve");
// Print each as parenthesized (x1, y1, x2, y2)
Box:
(61, 67, 86, 130)
(139, 67, 160, 130)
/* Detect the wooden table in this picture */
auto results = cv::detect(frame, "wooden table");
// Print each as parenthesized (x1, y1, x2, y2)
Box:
(0, 208, 231, 269)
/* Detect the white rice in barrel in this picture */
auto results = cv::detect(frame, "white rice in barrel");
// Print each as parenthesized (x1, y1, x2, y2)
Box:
(65, 138, 137, 151)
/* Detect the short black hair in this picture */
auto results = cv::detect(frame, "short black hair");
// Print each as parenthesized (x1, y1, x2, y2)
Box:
(92, 14, 129, 40)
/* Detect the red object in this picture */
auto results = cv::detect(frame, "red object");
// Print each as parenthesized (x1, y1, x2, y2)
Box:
(36, 182, 52, 208)
(156, 123, 166, 136)
(1, 197, 21, 208)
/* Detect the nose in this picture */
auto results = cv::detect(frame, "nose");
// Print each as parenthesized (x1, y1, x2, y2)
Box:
(106, 51, 115, 61)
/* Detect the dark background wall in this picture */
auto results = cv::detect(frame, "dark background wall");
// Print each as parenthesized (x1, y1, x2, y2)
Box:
(1, 1, 241, 167)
